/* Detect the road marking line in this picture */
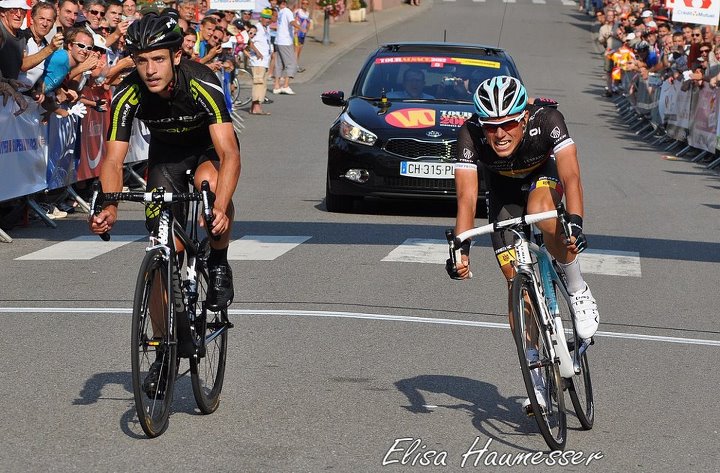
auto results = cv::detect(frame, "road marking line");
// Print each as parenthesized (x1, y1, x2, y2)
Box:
(14, 235, 145, 260)
(382, 238, 468, 264)
(228, 235, 312, 260)
(383, 240, 641, 276)
(503, 0, 517, 3)
(532, 0, 546, 3)
(561, 0, 576, 5)
(2, 307, 718, 347)
(472, 0, 486, 2)
(581, 249, 641, 277)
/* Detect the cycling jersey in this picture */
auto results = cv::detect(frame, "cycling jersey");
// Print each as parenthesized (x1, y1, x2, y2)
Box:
(455, 104, 574, 179)
(107, 59, 231, 150)
(455, 104, 575, 267)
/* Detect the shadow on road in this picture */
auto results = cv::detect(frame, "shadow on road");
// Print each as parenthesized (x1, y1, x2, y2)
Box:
(72, 368, 204, 438)
(395, 374, 540, 452)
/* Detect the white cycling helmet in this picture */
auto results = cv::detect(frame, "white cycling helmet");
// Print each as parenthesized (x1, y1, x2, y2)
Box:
(473, 76, 528, 120)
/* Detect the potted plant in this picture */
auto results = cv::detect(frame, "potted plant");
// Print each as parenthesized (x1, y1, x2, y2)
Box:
(349, 0, 362, 22)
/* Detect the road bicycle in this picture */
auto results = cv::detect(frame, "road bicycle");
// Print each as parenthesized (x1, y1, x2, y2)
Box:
(90, 174, 232, 438)
(446, 203, 594, 451)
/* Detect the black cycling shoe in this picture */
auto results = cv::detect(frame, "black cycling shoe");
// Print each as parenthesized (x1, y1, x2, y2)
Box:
(207, 263, 234, 311)
(142, 351, 169, 399)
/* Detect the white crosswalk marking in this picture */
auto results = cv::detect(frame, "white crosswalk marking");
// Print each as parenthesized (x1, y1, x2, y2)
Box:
(15, 235, 145, 260)
(227, 235, 312, 260)
(382, 239, 466, 264)
(503, 0, 517, 3)
(580, 249, 641, 277)
(382, 239, 642, 277)
(472, 0, 486, 2)
(561, 0, 576, 5)
(532, 0, 547, 4)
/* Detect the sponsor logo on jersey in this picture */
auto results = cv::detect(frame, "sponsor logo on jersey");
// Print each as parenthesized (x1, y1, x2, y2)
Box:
(385, 108, 436, 129)
(529, 127, 540, 137)
(463, 147, 474, 160)
(551, 126, 561, 139)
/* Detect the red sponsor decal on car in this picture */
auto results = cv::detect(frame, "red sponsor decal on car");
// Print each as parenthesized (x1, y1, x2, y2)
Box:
(385, 108, 436, 128)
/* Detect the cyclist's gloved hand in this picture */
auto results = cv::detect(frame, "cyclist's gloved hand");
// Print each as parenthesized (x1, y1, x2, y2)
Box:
(567, 214, 587, 253)
(446, 240, 470, 280)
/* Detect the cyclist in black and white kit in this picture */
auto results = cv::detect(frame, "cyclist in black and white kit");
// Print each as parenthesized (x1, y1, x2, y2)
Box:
(89, 12, 241, 395)
(449, 76, 599, 412)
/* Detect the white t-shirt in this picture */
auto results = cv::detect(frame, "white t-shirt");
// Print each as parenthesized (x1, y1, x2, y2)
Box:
(18, 35, 47, 91)
(275, 7, 294, 46)
(249, 23, 271, 68)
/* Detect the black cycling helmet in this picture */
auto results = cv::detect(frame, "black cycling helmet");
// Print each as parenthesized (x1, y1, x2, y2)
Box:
(125, 12, 183, 54)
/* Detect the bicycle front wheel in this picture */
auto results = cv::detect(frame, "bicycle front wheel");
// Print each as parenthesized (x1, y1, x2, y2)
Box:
(131, 249, 178, 438)
(189, 264, 229, 414)
(556, 280, 595, 430)
(232, 68, 253, 107)
(512, 273, 567, 451)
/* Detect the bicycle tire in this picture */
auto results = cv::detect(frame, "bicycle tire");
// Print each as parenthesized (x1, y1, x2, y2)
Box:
(190, 264, 228, 414)
(512, 273, 567, 451)
(131, 249, 178, 438)
(232, 68, 253, 107)
(557, 281, 595, 429)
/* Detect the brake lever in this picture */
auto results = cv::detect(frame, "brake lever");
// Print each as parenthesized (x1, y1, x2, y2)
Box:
(201, 181, 221, 242)
(90, 181, 110, 241)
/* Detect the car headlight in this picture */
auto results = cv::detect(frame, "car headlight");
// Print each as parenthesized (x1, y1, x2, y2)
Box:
(339, 112, 377, 146)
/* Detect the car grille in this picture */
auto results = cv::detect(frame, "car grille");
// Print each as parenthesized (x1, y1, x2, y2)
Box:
(384, 138, 457, 160)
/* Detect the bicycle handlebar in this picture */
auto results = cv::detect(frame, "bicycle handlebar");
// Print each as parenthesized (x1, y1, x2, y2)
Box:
(445, 203, 570, 277)
(90, 180, 217, 241)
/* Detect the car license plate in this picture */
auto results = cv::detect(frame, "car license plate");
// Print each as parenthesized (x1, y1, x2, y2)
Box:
(400, 162, 454, 179)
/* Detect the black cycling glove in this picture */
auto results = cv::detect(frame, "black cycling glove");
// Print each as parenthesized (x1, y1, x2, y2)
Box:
(445, 240, 470, 280)
(567, 214, 587, 253)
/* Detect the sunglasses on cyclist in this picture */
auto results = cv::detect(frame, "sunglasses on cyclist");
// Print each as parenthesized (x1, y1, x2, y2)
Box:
(73, 42, 94, 51)
(478, 111, 526, 132)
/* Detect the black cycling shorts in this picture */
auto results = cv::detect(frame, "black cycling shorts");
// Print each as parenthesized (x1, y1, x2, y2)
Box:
(144, 145, 219, 232)
(483, 157, 563, 268)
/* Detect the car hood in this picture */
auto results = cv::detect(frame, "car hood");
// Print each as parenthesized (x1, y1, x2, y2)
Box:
(346, 97, 475, 138)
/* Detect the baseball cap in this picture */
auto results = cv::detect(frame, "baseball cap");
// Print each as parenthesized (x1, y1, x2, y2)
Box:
(641, 10, 653, 18)
(260, 8, 272, 19)
(0, 0, 31, 9)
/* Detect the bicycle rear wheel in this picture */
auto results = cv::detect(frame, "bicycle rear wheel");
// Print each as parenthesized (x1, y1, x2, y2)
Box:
(131, 249, 178, 438)
(190, 264, 229, 414)
(232, 68, 253, 107)
(556, 280, 595, 430)
(512, 273, 567, 451)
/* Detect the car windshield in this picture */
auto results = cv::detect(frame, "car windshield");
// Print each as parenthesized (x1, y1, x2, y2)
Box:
(358, 55, 515, 101)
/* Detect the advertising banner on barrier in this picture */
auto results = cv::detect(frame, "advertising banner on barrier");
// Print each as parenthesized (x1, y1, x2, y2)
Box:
(0, 103, 48, 202)
(671, 0, 720, 27)
(46, 111, 80, 190)
(77, 88, 112, 181)
(658, 80, 678, 126)
(688, 86, 718, 152)
(209, 0, 254, 11)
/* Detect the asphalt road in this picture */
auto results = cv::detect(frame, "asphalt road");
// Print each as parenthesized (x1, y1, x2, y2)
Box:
(2, 1, 720, 471)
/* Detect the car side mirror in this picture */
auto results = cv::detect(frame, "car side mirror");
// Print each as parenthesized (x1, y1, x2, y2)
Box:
(321, 90, 346, 107)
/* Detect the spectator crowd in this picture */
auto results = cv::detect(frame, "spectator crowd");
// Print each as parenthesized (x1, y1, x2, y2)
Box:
(0, 0, 315, 223)
(594, 0, 720, 98)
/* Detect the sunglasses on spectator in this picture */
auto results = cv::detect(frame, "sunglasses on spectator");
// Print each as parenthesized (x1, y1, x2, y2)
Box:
(478, 112, 526, 132)
(700, 49, 711, 53)
(692, 33, 702, 37)
(88, 9, 105, 17)
(73, 42, 94, 50)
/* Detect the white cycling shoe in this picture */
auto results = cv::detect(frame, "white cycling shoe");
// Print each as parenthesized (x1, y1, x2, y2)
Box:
(571, 284, 599, 339)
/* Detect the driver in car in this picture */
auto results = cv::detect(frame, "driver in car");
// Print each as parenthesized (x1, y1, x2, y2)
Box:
(387, 68, 435, 99)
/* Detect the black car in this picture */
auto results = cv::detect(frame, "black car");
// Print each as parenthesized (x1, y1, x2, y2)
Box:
(321, 42, 522, 212)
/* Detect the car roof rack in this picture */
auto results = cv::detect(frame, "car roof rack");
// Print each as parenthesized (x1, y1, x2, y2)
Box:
(378, 42, 506, 56)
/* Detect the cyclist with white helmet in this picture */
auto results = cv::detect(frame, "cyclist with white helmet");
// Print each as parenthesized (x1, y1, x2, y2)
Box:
(449, 75, 600, 412)
(89, 11, 241, 397)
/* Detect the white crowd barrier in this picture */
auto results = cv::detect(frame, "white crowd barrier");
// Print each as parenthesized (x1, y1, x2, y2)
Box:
(0, 100, 149, 203)
(620, 69, 720, 169)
